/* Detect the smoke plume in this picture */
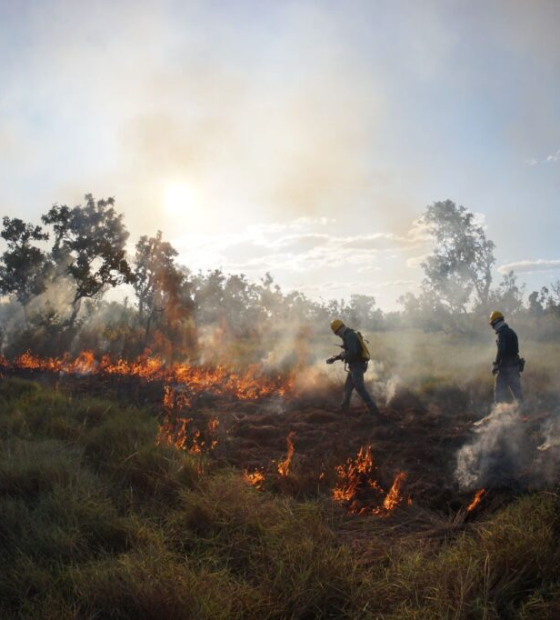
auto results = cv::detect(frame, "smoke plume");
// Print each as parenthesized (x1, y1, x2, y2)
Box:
(455, 403, 530, 491)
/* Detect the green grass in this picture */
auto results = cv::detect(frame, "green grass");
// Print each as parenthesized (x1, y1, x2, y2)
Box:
(0, 377, 559, 619)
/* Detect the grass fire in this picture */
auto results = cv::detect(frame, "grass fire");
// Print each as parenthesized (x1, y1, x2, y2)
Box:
(3, 2, 560, 617)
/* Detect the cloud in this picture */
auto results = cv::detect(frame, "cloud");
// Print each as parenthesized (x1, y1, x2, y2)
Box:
(498, 259, 560, 275)
(172, 216, 430, 278)
(406, 253, 431, 269)
(297, 278, 416, 296)
(525, 149, 560, 166)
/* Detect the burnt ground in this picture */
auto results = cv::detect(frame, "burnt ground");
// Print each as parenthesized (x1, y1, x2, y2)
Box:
(2, 366, 556, 526)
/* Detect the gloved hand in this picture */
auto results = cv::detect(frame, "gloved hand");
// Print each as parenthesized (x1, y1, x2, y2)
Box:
(326, 357, 336, 365)
(492, 363, 499, 376)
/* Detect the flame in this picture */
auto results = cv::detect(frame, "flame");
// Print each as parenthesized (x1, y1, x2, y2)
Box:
(332, 445, 408, 516)
(277, 431, 296, 477)
(382, 472, 407, 511)
(4, 351, 292, 405)
(157, 416, 220, 454)
(332, 445, 383, 503)
(243, 470, 265, 488)
(467, 488, 486, 512)
(163, 385, 192, 411)
(157, 417, 191, 451)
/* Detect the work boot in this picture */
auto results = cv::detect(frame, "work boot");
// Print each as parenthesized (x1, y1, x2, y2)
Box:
(367, 405, 380, 417)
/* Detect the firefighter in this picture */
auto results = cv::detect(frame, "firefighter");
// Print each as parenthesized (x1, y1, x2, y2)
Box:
(326, 319, 380, 415)
(489, 310, 524, 404)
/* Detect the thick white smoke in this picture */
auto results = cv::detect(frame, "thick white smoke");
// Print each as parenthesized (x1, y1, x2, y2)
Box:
(455, 403, 529, 490)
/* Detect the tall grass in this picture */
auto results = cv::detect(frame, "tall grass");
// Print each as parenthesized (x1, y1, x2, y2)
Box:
(0, 378, 559, 618)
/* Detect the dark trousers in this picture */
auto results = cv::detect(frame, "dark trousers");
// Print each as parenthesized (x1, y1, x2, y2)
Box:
(341, 361, 379, 414)
(495, 366, 524, 404)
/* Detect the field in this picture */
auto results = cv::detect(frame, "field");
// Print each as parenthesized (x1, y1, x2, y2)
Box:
(1, 331, 560, 619)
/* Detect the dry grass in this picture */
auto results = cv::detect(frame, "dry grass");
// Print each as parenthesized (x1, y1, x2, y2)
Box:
(1, 377, 560, 619)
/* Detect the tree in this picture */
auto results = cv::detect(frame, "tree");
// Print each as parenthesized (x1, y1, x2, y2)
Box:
(0, 217, 52, 322)
(528, 291, 543, 317)
(42, 194, 133, 327)
(489, 270, 525, 316)
(133, 231, 185, 348)
(192, 269, 227, 326)
(344, 294, 384, 330)
(421, 200, 495, 314)
(397, 289, 449, 332)
(549, 279, 560, 309)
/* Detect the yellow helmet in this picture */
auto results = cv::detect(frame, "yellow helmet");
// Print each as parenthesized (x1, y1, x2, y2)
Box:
(489, 310, 504, 325)
(330, 319, 345, 333)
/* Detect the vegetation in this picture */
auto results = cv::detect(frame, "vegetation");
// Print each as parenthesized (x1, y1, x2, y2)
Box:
(2, 196, 560, 362)
(1, 194, 559, 617)
(0, 377, 559, 619)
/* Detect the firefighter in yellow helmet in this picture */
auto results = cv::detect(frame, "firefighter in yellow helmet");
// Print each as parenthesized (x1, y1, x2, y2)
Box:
(489, 311, 524, 404)
(327, 319, 380, 416)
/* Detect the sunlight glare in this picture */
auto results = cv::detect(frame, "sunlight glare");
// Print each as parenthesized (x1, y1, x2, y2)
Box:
(163, 182, 196, 217)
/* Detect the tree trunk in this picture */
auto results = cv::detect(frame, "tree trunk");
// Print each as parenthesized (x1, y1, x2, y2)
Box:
(143, 309, 154, 352)
(68, 297, 82, 329)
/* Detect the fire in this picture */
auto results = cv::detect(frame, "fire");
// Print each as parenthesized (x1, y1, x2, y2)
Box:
(3, 351, 292, 405)
(383, 472, 407, 511)
(467, 488, 486, 512)
(157, 417, 191, 451)
(163, 385, 192, 410)
(332, 445, 408, 516)
(332, 445, 383, 504)
(243, 470, 265, 488)
(277, 431, 296, 477)
(157, 416, 220, 454)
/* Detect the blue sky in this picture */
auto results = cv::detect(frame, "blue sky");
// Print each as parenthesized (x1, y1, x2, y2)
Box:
(0, 0, 559, 308)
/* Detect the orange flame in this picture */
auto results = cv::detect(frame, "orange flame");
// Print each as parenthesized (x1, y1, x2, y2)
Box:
(382, 472, 407, 511)
(157, 417, 191, 451)
(243, 470, 265, 488)
(332, 445, 408, 516)
(157, 416, 220, 454)
(277, 431, 296, 477)
(467, 488, 486, 512)
(4, 351, 293, 405)
(332, 445, 383, 503)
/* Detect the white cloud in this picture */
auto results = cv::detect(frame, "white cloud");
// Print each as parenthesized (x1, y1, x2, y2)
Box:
(172, 215, 429, 276)
(525, 149, 560, 166)
(498, 259, 560, 274)
(297, 278, 416, 296)
(406, 253, 431, 269)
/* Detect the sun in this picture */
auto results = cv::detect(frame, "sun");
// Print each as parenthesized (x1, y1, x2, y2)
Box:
(163, 182, 196, 217)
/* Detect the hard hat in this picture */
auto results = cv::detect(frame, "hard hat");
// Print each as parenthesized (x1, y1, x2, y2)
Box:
(330, 319, 345, 333)
(489, 310, 504, 325)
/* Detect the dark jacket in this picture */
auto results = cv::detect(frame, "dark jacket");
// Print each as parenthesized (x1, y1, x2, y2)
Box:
(341, 328, 366, 365)
(495, 323, 520, 367)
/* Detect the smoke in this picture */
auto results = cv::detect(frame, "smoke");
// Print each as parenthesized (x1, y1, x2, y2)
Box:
(367, 359, 401, 406)
(456, 402, 560, 492)
(455, 403, 529, 491)
(535, 412, 560, 485)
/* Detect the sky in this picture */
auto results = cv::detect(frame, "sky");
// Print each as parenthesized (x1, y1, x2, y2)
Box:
(0, 0, 559, 309)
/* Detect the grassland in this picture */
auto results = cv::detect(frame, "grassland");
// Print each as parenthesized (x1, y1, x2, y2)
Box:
(1, 364, 560, 619)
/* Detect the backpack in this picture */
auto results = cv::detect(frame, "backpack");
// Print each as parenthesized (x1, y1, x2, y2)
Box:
(356, 331, 371, 361)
